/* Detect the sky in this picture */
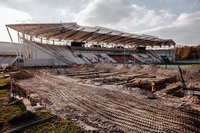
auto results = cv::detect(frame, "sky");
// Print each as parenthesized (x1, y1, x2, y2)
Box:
(0, 0, 200, 45)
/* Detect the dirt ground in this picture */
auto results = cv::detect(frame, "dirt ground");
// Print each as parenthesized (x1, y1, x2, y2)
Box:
(12, 64, 200, 132)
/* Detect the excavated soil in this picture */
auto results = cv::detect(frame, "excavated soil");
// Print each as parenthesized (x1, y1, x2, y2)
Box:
(12, 64, 200, 132)
(11, 70, 33, 79)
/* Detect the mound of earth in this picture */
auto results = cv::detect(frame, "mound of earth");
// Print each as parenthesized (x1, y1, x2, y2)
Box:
(115, 64, 129, 72)
(185, 65, 200, 75)
(156, 67, 178, 75)
(140, 65, 159, 73)
(94, 63, 114, 71)
(184, 65, 200, 81)
(140, 65, 178, 76)
(11, 69, 33, 79)
(130, 64, 143, 72)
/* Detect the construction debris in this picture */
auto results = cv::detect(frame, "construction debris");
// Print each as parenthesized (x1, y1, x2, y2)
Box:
(9, 64, 200, 132)
(182, 95, 200, 104)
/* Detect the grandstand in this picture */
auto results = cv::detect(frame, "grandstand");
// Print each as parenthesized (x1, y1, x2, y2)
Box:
(3, 23, 200, 133)
(3, 23, 176, 67)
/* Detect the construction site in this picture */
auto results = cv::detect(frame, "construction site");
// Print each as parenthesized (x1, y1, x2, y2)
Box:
(0, 23, 200, 132)
(8, 64, 199, 132)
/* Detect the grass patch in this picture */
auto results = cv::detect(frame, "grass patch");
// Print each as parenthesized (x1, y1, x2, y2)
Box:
(35, 109, 52, 119)
(0, 102, 26, 132)
(0, 103, 25, 121)
(0, 77, 82, 133)
(0, 86, 10, 105)
(23, 110, 82, 133)
(0, 98, 82, 133)
(23, 117, 82, 133)
(0, 77, 10, 87)
(196, 64, 200, 67)
(0, 89, 6, 96)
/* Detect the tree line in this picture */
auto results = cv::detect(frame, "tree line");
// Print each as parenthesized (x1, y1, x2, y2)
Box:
(175, 45, 200, 60)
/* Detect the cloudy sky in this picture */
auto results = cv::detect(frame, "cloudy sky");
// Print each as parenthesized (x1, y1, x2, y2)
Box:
(0, 0, 200, 45)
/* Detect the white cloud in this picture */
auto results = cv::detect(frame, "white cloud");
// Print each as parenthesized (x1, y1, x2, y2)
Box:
(0, 0, 199, 45)
(0, 0, 88, 42)
(74, 0, 136, 25)
(0, 6, 32, 42)
(139, 10, 173, 27)
(0, 0, 89, 23)
(142, 11, 200, 45)
(74, 0, 174, 32)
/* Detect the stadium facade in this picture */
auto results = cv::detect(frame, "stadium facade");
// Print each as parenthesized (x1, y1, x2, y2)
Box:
(1, 23, 176, 68)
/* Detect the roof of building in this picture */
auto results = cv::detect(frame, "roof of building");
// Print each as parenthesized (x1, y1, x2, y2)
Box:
(6, 23, 175, 47)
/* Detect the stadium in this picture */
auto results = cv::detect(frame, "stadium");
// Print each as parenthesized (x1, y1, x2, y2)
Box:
(1, 23, 176, 68)
(0, 23, 200, 132)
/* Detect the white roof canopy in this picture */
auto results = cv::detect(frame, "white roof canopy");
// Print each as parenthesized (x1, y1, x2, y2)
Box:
(6, 23, 176, 47)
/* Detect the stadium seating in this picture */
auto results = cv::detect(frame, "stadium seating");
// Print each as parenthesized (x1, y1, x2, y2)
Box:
(73, 52, 113, 64)
(147, 49, 173, 63)
(14, 41, 174, 66)
(108, 54, 141, 64)
(98, 53, 116, 63)
(131, 52, 161, 64)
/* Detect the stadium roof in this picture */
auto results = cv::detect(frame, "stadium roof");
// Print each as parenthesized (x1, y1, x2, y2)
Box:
(6, 23, 175, 47)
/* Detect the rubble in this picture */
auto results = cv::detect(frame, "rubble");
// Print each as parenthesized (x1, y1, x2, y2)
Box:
(182, 95, 200, 104)
(10, 64, 200, 132)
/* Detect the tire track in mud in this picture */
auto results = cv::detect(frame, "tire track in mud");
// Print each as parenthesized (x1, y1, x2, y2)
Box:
(56, 79, 199, 132)
(21, 70, 200, 132)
